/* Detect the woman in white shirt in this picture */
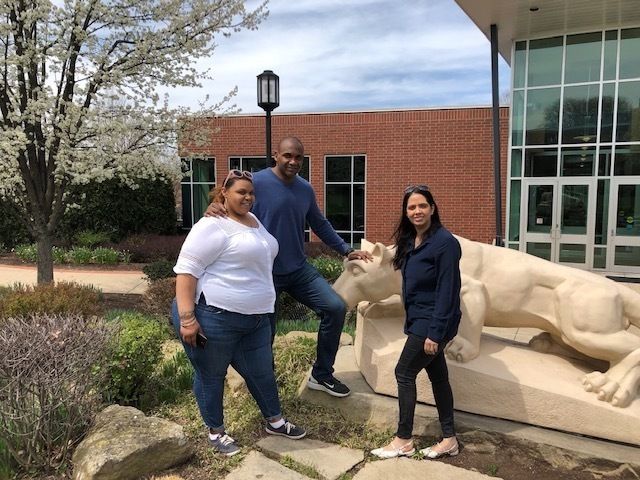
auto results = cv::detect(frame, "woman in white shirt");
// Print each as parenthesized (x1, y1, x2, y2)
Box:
(173, 170, 306, 457)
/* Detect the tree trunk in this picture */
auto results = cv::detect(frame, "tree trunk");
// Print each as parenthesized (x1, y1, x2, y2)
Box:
(36, 233, 54, 284)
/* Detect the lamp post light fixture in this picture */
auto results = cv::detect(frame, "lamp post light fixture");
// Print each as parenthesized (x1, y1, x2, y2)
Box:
(257, 70, 280, 168)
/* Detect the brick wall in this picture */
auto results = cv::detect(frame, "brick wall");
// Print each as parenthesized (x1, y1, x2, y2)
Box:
(181, 106, 510, 245)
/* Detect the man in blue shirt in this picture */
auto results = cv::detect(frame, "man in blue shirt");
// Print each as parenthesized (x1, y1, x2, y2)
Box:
(207, 137, 372, 397)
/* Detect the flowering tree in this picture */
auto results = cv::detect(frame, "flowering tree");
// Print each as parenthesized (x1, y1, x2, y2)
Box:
(0, 0, 266, 283)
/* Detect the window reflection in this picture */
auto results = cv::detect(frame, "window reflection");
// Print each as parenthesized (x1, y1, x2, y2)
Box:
(562, 84, 599, 144)
(526, 88, 561, 145)
(564, 32, 601, 84)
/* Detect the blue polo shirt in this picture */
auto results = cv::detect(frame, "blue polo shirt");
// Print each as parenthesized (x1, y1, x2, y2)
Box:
(401, 226, 462, 343)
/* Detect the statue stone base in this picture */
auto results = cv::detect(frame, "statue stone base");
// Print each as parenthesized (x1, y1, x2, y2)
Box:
(355, 300, 640, 446)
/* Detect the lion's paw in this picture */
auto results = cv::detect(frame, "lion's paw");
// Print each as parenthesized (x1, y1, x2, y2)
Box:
(582, 371, 607, 392)
(445, 336, 479, 363)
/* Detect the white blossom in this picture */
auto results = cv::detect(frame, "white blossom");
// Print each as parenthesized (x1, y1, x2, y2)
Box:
(0, 0, 267, 282)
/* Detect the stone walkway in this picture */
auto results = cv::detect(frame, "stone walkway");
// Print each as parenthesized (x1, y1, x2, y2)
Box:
(224, 438, 499, 480)
(0, 264, 147, 294)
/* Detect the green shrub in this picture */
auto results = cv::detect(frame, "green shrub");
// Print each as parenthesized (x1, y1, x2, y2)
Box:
(143, 259, 176, 282)
(58, 177, 177, 242)
(143, 277, 176, 320)
(52, 246, 66, 264)
(101, 312, 168, 406)
(0, 199, 31, 250)
(308, 255, 344, 283)
(66, 246, 93, 264)
(13, 244, 37, 263)
(0, 282, 102, 318)
(75, 230, 111, 248)
(91, 247, 120, 264)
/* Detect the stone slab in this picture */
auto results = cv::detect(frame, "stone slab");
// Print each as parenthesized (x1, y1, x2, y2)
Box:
(355, 311, 640, 445)
(299, 346, 640, 470)
(257, 436, 364, 480)
(224, 451, 311, 480)
(352, 457, 501, 480)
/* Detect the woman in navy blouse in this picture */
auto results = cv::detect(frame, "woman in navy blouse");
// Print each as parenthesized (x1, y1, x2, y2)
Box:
(371, 185, 462, 460)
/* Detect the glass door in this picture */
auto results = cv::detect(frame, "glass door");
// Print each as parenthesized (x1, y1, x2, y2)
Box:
(522, 182, 556, 261)
(555, 180, 593, 268)
(522, 179, 594, 268)
(608, 180, 640, 273)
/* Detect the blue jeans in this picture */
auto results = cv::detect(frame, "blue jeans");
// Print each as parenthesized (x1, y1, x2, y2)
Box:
(172, 300, 281, 432)
(272, 262, 346, 380)
(395, 333, 455, 439)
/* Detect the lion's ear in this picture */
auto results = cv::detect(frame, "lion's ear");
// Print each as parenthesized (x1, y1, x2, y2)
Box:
(361, 238, 374, 252)
(381, 244, 395, 264)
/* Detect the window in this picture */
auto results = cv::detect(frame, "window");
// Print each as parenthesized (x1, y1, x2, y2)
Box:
(325, 155, 366, 247)
(180, 157, 215, 228)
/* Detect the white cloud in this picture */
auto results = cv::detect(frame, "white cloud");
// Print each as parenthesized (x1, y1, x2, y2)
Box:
(159, 0, 511, 113)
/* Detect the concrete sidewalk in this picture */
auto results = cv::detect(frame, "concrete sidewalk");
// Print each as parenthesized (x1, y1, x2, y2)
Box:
(0, 264, 147, 294)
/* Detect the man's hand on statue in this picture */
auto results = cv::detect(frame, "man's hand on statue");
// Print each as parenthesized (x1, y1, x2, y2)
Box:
(347, 250, 373, 262)
(204, 202, 227, 218)
(424, 338, 438, 355)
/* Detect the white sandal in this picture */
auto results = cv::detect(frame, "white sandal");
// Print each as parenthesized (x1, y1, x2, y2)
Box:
(419, 440, 459, 459)
(371, 441, 415, 459)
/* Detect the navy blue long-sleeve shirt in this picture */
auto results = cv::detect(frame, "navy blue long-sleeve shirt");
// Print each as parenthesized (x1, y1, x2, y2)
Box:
(252, 168, 351, 275)
(401, 226, 462, 344)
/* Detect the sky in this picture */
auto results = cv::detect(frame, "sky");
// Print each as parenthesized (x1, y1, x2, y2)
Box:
(161, 0, 511, 114)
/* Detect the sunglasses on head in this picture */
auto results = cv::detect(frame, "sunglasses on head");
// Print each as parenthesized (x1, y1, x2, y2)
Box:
(404, 184, 430, 194)
(223, 169, 253, 188)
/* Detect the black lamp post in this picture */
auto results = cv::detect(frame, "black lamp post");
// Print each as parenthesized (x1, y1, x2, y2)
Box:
(257, 70, 280, 168)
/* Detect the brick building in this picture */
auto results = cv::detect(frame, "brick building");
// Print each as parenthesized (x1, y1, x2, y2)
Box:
(179, 106, 509, 246)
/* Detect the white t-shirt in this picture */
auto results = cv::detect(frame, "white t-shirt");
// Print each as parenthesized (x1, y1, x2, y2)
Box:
(174, 213, 279, 314)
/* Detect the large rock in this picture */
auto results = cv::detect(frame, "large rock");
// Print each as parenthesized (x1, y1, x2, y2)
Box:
(72, 405, 192, 480)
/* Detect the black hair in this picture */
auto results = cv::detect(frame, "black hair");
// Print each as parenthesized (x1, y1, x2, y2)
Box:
(392, 186, 442, 270)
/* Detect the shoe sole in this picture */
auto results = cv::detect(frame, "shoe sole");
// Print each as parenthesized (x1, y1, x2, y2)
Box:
(265, 427, 307, 440)
(306, 380, 351, 398)
(419, 448, 459, 459)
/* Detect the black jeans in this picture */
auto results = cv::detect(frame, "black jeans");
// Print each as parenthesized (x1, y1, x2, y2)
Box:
(395, 333, 455, 439)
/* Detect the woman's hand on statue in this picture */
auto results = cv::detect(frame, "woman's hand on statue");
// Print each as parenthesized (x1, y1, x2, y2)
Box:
(204, 202, 227, 218)
(181, 322, 201, 347)
(424, 338, 438, 355)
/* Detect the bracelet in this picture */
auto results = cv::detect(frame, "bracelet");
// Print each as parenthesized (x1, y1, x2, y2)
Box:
(178, 310, 195, 320)
(181, 319, 197, 328)
(344, 248, 355, 257)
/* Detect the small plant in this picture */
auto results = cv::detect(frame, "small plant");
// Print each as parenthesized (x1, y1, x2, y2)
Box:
(52, 246, 67, 264)
(140, 349, 194, 409)
(0, 314, 112, 473)
(91, 247, 120, 264)
(308, 255, 344, 283)
(67, 246, 93, 264)
(486, 463, 500, 476)
(118, 249, 132, 263)
(74, 230, 111, 248)
(101, 312, 168, 406)
(0, 282, 102, 318)
(143, 259, 177, 282)
(143, 277, 176, 320)
(13, 244, 37, 262)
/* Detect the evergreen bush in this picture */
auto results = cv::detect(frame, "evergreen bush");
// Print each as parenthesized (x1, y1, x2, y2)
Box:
(101, 312, 168, 406)
(143, 259, 177, 281)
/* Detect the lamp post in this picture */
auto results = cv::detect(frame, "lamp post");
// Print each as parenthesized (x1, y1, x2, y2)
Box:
(257, 70, 280, 168)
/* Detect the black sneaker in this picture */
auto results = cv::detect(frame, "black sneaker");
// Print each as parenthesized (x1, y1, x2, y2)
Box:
(307, 375, 351, 397)
(265, 419, 307, 439)
(209, 432, 241, 456)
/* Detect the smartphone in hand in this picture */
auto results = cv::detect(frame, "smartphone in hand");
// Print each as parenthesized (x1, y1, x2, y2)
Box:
(196, 332, 208, 348)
